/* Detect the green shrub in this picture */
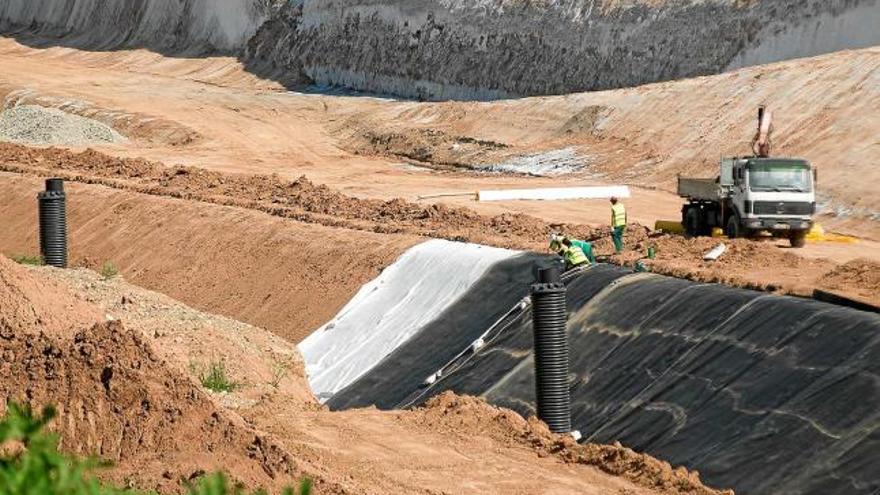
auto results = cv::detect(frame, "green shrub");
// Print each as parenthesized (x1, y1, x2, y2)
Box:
(0, 402, 141, 495)
(100, 261, 119, 280)
(197, 360, 239, 393)
(0, 402, 312, 495)
(10, 254, 43, 266)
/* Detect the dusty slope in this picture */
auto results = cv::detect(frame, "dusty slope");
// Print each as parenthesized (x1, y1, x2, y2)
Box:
(19, 255, 730, 495)
(0, 255, 310, 493)
(0, 38, 876, 241)
(0, 173, 418, 344)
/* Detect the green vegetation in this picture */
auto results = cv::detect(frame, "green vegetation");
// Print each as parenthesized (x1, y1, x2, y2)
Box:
(10, 254, 43, 266)
(269, 359, 291, 389)
(0, 402, 312, 495)
(195, 359, 239, 393)
(100, 261, 119, 280)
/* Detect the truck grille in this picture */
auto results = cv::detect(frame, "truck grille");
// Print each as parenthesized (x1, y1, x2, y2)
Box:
(753, 201, 814, 215)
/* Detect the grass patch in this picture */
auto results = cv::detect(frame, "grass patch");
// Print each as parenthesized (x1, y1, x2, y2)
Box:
(10, 254, 43, 266)
(0, 402, 312, 494)
(269, 359, 291, 389)
(100, 261, 119, 280)
(193, 359, 239, 393)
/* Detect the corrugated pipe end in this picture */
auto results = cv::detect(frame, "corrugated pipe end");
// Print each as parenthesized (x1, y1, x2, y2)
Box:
(531, 265, 571, 434)
(38, 178, 68, 268)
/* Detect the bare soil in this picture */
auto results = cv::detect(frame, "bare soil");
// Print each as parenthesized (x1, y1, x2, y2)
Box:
(0, 255, 309, 493)
(0, 147, 872, 305)
(0, 173, 418, 343)
(0, 38, 877, 241)
(817, 258, 880, 306)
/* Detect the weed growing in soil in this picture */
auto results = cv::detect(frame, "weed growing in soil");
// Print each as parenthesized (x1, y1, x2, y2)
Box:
(10, 254, 43, 266)
(195, 359, 239, 393)
(100, 261, 119, 280)
(0, 402, 312, 495)
(269, 359, 290, 389)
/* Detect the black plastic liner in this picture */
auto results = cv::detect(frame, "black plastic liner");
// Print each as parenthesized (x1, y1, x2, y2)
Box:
(329, 264, 880, 495)
(327, 253, 550, 410)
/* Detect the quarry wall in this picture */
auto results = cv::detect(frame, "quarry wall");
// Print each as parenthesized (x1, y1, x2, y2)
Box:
(245, 0, 880, 99)
(0, 0, 275, 54)
(2, 0, 878, 98)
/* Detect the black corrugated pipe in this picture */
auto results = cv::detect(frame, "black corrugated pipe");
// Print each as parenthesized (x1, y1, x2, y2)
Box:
(530, 265, 571, 433)
(38, 178, 68, 268)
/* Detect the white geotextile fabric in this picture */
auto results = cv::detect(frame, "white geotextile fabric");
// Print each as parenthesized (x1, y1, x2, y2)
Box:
(299, 239, 519, 400)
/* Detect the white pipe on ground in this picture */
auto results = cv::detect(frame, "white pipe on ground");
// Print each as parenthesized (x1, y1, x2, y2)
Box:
(477, 186, 630, 202)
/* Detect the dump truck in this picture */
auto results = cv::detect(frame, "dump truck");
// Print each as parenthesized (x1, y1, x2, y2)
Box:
(677, 107, 816, 248)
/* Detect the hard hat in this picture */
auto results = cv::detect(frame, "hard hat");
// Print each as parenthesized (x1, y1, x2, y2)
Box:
(549, 233, 563, 251)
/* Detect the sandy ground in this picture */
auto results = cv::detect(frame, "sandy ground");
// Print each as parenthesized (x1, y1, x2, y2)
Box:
(2, 149, 877, 309)
(0, 37, 877, 245)
(0, 173, 419, 343)
(1, 254, 730, 495)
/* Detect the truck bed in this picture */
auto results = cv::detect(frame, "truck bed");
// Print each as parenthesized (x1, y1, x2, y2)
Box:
(677, 177, 720, 200)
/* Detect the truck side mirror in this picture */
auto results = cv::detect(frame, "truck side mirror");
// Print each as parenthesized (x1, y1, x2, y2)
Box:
(813, 168, 817, 182)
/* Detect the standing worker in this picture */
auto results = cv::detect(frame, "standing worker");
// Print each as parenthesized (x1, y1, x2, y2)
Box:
(610, 196, 627, 253)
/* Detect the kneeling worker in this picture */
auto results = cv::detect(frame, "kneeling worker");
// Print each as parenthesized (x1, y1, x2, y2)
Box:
(564, 236, 596, 264)
(550, 234, 589, 270)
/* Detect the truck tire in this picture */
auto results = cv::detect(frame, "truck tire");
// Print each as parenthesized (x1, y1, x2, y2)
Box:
(790, 230, 807, 248)
(726, 215, 741, 239)
(685, 208, 702, 238)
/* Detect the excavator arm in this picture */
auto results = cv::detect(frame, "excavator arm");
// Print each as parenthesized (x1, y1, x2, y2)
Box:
(752, 105, 772, 157)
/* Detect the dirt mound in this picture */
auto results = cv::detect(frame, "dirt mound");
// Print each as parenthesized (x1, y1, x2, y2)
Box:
(2, 142, 866, 304)
(611, 234, 835, 296)
(0, 256, 310, 492)
(408, 392, 732, 495)
(37, 263, 318, 410)
(817, 258, 880, 305)
(0, 254, 102, 336)
(0, 142, 596, 250)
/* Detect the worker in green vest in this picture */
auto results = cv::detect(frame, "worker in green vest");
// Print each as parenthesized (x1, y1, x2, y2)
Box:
(610, 196, 627, 253)
(549, 234, 589, 270)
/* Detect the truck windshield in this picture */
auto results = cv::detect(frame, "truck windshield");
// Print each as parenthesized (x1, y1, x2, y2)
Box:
(749, 162, 812, 192)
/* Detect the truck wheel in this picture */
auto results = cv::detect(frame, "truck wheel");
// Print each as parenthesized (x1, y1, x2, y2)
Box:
(789, 231, 807, 248)
(685, 208, 701, 238)
(726, 215, 740, 239)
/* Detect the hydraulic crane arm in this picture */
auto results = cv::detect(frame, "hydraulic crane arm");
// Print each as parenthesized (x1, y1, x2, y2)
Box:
(752, 105, 772, 157)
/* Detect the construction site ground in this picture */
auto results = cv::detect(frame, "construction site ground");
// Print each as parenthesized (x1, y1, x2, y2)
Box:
(1, 34, 879, 494)
(0, 252, 728, 495)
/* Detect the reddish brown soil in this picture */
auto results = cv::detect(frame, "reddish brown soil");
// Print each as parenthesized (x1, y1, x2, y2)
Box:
(0, 256, 313, 493)
(0, 173, 418, 343)
(816, 258, 880, 306)
(406, 392, 731, 495)
(610, 233, 836, 297)
(0, 143, 864, 304)
(0, 142, 583, 250)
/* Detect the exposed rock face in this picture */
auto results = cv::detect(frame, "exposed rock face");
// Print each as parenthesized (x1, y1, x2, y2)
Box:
(245, 0, 880, 99)
(1, 0, 878, 97)
(0, 0, 276, 53)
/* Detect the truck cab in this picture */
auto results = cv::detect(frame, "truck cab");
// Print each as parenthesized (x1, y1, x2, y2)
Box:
(726, 157, 815, 246)
(678, 157, 816, 247)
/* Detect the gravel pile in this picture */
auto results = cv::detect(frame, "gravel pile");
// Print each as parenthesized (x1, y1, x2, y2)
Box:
(0, 104, 124, 146)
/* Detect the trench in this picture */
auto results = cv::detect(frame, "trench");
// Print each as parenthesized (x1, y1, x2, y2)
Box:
(306, 249, 880, 495)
